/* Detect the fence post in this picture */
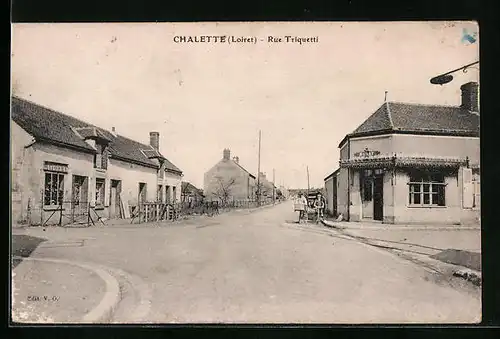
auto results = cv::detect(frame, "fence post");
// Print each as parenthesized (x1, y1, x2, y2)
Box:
(40, 195, 43, 226)
(58, 200, 63, 226)
(27, 198, 31, 225)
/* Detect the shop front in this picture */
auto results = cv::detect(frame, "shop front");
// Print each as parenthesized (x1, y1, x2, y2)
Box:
(339, 154, 477, 225)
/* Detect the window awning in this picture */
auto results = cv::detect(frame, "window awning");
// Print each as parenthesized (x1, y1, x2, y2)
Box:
(339, 154, 468, 169)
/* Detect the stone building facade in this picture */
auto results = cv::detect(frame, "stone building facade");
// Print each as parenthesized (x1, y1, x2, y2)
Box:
(203, 149, 256, 202)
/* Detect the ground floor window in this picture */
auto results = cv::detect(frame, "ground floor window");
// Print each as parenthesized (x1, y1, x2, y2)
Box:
(362, 177, 373, 201)
(44, 172, 65, 206)
(172, 186, 177, 202)
(408, 170, 446, 206)
(139, 182, 147, 203)
(96, 178, 105, 206)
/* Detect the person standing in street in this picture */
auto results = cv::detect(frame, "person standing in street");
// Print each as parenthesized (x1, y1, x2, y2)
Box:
(314, 193, 325, 223)
(295, 193, 308, 223)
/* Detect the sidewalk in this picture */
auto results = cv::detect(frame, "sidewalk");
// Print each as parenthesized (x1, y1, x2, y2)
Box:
(12, 258, 106, 323)
(321, 219, 482, 287)
(322, 219, 480, 231)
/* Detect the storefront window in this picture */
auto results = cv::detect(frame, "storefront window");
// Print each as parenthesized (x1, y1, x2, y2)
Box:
(408, 170, 445, 206)
(362, 178, 372, 201)
(44, 172, 65, 206)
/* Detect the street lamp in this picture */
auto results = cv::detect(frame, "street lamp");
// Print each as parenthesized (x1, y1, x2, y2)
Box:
(430, 61, 479, 85)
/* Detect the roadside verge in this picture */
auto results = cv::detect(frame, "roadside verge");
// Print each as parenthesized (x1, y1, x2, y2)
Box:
(12, 256, 120, 323)
(320, 220, 482, 288)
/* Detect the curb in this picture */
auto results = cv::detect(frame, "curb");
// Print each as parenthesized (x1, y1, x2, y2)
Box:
(319, 220, 482, 288)
(320, 220, 480, 231)
(12, 256, 121, 323)
(320, 220, 345, 229)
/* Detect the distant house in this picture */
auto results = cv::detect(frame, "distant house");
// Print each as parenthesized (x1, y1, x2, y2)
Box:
(325, 82, 480, 225)
(181, 181, 204, 204)
(11, 96, 183, 226)
(203, 149, 256, 203)
(257, 172, 275, 201)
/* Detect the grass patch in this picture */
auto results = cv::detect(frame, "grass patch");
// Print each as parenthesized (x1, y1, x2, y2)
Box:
(12, 235, 47, 268)
(430, 249, 481, 272)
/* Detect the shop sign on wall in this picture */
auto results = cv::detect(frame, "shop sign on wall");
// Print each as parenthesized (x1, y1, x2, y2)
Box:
(354, 148, 381, 158)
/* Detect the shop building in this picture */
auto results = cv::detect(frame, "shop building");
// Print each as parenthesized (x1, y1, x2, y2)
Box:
(326, 82, 480, 225)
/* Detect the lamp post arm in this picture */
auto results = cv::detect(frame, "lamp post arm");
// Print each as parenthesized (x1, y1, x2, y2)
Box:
(438, 61, 479, 77)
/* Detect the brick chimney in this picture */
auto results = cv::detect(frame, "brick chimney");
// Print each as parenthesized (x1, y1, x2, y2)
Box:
(223, 148, 230, 160)
(233, 156, 239, 164)
(150, 132, 160, 150)
(460, 82, 479, 112)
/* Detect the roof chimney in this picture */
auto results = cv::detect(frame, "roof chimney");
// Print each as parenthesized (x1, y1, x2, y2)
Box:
(233, 156, 239, 164)
(150, 131, 159, 150)
(460, 82, 479, 112)
(223, 148, 230, 160)
(110, 127, 117, 137)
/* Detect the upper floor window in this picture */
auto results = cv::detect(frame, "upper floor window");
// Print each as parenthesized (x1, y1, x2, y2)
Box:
(408, 170, 446, 206)
(94, 143, 108, 170)
(158, 162, 165, 179)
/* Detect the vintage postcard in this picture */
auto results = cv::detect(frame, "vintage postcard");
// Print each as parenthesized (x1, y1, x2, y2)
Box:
(11, 22, 480, 324)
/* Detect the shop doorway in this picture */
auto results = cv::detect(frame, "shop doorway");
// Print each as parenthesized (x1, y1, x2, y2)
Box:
(109, 179, 122, 219)
(373, 175, 384, 221)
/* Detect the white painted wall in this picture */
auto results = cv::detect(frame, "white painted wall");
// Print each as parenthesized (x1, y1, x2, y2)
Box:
(11, 120, 183, 225)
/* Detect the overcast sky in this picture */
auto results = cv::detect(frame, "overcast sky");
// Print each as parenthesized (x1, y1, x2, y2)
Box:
(11, 22, 479, 189)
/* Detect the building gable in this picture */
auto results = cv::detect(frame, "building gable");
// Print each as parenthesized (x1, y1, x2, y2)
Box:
(339, 101, 480, 148)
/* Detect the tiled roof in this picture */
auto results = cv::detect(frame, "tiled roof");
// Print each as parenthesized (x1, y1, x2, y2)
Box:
(339, 102, 480, 147)
(181, 181, 204, 196)
(74, 127, 112, 142)
(11, 96, 182, 174)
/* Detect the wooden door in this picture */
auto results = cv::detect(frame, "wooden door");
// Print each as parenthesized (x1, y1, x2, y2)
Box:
(373, 175, 384, 221)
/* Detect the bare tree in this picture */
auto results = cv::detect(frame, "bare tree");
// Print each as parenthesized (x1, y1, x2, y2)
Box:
(254, 181, 271, 204)
(212, 176, 236, 206)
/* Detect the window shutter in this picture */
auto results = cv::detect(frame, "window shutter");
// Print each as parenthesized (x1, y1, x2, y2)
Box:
(462, 168, 473, 208)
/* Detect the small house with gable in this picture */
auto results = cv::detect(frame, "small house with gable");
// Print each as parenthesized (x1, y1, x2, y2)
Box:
(203, 149, 256, 203)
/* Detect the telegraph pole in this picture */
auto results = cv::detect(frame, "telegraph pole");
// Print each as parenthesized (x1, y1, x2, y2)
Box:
(257, 130, 261, 206)
(306, 166, 310, 198)
(272, 168, 276, 204)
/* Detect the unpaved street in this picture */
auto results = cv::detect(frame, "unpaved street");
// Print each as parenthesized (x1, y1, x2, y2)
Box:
(15, 202, 481, 323)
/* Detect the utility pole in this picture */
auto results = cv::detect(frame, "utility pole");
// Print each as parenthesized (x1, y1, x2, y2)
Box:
(306, 166, 310, 198)
(272, 168, 275, 204)
(257, 130, 261, 206)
